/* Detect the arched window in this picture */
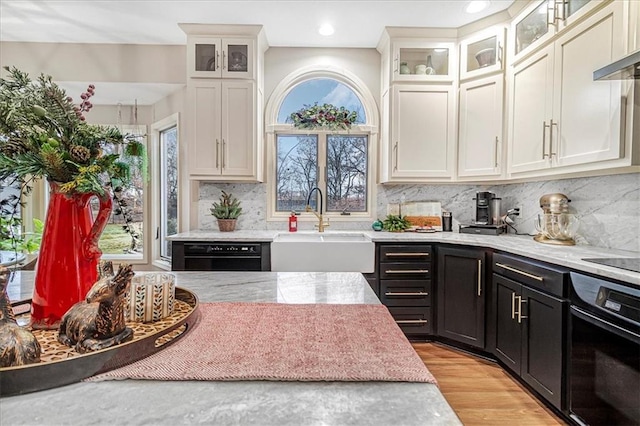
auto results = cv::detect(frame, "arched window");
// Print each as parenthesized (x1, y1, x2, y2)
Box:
(277, 79, 366, 124)
(265, 68, 378, 222)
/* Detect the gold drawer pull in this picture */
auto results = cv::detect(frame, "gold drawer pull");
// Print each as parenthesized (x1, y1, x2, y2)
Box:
(385, 252, 430, 257)
(395, 319, 428, 325)
(495, 262, 544, 282)
(385, 292, 429, 296)
(385, 269, 429, 274)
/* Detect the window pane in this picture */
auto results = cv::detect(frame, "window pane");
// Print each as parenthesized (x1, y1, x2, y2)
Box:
(326, 135, 368, 212)
(276, 135, 318, 212)
(160, 126, 178, 259)
(278, 79, 366, 124)
(93, 135, 145, 256)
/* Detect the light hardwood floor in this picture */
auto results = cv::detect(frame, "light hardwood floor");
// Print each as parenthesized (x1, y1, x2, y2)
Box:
(412, 342, 567, 425)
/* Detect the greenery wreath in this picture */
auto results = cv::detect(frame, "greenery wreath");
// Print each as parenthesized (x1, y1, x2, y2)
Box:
(288, 103, 358, 131)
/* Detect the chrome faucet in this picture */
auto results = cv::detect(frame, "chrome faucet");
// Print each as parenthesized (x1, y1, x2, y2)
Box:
(305, 187, 329, 232)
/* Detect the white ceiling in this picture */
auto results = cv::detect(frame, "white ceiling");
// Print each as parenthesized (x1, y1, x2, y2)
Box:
(1, 0, 517, 104)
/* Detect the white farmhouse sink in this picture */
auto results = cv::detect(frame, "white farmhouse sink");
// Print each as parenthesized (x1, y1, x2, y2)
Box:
(271, 232, 375, 273)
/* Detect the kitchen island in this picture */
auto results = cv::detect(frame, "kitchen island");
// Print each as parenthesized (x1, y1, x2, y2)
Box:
(1, 271, 461, 426)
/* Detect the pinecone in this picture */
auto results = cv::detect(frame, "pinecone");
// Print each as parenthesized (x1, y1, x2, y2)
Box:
(69, 145, 91, 162)
(1, 139, 29, 156)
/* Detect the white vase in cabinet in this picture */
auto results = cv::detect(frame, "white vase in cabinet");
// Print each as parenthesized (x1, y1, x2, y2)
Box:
(382, 84, 455, 182)
(459, 26, 506, 81)
(458, 74, 504, 179)
(187, 36, 254, 79)
(187, 80, 259, 180)
(508, 1, 625, 176)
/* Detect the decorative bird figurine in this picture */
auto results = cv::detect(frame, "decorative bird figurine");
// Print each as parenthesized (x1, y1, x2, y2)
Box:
(0, 266, 42, 367)
(58, 263, 135, 353)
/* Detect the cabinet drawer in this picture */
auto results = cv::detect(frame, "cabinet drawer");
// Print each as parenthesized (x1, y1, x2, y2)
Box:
(493, 252, 568, 298)
(380, 245, 432, 262)
(388, 307, 433, 335)
(380, 280, 432, 306)
(380, 262, 431, 279)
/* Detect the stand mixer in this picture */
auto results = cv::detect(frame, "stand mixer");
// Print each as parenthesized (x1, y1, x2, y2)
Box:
(534, 193, 579, 246)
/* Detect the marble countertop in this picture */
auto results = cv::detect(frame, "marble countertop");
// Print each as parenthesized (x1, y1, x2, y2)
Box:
(1, 271, 461, 426)
(169, 230, 640, 285)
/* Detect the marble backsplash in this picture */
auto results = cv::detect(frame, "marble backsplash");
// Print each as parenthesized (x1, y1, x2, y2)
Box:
(199, 172, 640, 253)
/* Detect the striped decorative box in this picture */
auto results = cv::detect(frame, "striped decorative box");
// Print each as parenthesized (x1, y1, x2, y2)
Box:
(125, 273, 176, 323)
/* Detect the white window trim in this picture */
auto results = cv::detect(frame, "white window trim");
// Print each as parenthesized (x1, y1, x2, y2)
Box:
(264, 65, 379, 223)
(150, 113, 180, 271)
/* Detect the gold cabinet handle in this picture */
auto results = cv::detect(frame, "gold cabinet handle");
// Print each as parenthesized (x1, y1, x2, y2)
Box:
(222, 139, 226, 169)
(477, 259, 482, 296)
(385, 269, 429, 274)
(542, 121, 550, 159)
(515, 295, 528, 323)
(495, 136, 499, 168)
(550, 119, 558, 158)
(216, 139, 220, 168)
(216, 50, 220, 71)
(393, 141, 399, 171)
(395, 319, 428, 325)
(222, 50, 226, 70)
(511, 292, 516, 320)
(495, 263, 544, 282)
(385, 252, 430, 257)
(384, 292, 429, 296)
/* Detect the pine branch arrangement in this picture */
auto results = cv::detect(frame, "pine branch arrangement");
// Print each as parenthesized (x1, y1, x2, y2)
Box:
(0, 66, 145, 197)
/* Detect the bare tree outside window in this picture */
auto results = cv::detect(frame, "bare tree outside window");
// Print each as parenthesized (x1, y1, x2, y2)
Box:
(326, 135, 367, 212)
(276, 135, 318, 212)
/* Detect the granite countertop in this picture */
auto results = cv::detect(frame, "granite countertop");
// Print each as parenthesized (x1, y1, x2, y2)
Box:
(1, 271, 461, 426)
(168, 230, 640, 285)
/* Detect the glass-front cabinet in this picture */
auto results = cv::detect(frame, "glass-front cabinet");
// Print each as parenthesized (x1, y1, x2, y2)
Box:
(459, 26, 506, 80)
(512, 0, 598, 61)
(392, 41, 455, 82)
(188, 37, 254, 79)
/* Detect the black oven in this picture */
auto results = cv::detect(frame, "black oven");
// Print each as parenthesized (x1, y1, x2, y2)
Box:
(569, 272, 640, 426)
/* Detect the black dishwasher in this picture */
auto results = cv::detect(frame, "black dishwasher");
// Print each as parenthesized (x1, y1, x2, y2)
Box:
(171, 242, 271, 271)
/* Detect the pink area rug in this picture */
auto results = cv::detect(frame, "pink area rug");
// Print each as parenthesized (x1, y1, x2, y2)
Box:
(87, 302, 437, 384)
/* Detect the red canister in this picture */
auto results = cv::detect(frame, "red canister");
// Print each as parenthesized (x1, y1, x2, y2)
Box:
(288, 212, 298, 232)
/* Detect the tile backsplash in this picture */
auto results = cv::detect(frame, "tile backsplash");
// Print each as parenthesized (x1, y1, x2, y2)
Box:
(199, 172, 640, 253)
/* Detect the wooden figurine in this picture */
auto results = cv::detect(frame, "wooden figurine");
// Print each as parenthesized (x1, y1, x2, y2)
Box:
(0, 266, 42, 367)
(58, 263, 135, 353)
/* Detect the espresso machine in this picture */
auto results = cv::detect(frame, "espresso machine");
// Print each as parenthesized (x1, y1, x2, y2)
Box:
(534, 193, 578, 245)
(460, 191, 505, 235)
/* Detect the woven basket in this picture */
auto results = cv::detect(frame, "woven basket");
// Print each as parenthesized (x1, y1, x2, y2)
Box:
(217, 219, 237, 232)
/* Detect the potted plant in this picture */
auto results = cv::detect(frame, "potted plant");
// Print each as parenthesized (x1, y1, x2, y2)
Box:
(210, 191, 242, 232)
(382, 214, 411, 232)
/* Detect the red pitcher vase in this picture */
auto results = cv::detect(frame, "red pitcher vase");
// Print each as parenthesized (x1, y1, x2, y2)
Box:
(30, 182, 113, 329)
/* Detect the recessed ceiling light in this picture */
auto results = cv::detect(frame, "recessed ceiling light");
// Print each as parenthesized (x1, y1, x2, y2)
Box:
(319, 23, 334, 36)
(465, 1, 490, 14)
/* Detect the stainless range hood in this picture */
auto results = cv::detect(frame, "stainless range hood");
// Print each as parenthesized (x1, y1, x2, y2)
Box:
(593, 49, 640, 80)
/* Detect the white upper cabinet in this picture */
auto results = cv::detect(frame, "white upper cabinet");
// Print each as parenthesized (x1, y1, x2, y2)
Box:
(188, 80, 256, 179)
(181, 24, 267, 182)
(511, 0, 602, 63)
(392, 40, 456, 83)
(508, 1, 626, 176)
(459, 26, 507, 81)
(458, 74, 505, 179)
(187, 37, 255, 79)
(387, 84, 455, 181)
